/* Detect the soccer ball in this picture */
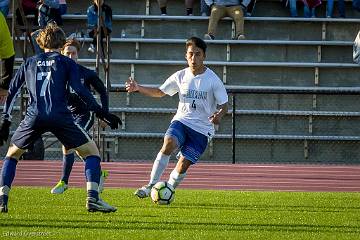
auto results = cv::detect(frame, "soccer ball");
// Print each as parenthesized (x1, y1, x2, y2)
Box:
(150, 181, 175, 205)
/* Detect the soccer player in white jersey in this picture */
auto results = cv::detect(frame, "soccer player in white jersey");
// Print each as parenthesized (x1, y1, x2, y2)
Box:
(125, 37, 228, 198)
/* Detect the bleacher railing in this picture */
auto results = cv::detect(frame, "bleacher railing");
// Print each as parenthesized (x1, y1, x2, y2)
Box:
(107, 85, 360, 163)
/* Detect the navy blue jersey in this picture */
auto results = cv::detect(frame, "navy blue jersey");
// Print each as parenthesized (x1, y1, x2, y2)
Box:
(68, 64, 108, 115)
(3, 51, 102, 121)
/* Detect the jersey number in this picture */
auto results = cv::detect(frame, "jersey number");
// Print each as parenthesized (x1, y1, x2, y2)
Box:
(191, 100, 196, 109)
(37, 72, 52, 96)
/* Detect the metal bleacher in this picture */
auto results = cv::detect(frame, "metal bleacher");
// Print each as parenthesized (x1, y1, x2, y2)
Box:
(5, 0, 360, 164)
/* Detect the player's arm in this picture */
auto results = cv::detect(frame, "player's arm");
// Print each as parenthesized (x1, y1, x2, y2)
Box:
(209, 103, 228, 125)
(87, 71, 109, 112)
(3, 63, 26, 121)
(69, 64, 121, 129)
(209, 78, 229, 125)
(125, 77, 166, 98)
(0, 62, 26, 145)
(68, 64, 104, 114)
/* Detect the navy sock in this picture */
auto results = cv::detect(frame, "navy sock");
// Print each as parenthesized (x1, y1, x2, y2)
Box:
(0, 157, 18, 188)
(85, 155, 101, 200)
(61, 153, 75, 184)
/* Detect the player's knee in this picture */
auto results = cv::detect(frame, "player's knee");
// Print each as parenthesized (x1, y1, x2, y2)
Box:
(161, 137, 178, 155)
(75, 141, 100, 158)
(6, 144, 26, 160)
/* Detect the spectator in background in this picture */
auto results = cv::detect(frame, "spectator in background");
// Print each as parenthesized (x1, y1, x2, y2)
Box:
(157, 0, 195, 16)
(0, 0, 9, 16)
(288, 0, 320, 18)
(204, 0, 245, 40)
(0, 11, 15, 103)
(326, 0, 345, 18)
(87, 0, 112, 53)
(16, 0, 38, 27)
(201, 0, 211, 16)
(38, 0, 67, 27)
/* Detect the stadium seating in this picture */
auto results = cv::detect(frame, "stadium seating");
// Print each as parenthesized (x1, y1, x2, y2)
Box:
(5, 0, 360, 163)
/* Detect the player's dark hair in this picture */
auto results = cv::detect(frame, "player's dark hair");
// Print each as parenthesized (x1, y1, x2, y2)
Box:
(36, 22, 66, 50)
(186, 37, 207, 54)
(62, 38, 81, 52)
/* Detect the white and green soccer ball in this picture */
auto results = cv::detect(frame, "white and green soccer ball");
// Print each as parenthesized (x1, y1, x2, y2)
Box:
(151, 181, 175, 205)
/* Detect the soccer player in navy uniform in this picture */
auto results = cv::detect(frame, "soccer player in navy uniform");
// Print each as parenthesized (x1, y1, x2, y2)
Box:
(0, 23, 121, 213)
(51, 39, 109, 194)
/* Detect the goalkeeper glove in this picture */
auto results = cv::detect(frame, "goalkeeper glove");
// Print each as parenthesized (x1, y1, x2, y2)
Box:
(96, 111, 122, 130)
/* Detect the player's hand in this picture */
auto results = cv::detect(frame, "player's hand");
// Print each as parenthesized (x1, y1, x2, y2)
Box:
(0, 119, 11, 146)
(125, 77, 139, 92)
(208, 111, 222, 125)
(96, 112, 122, 130)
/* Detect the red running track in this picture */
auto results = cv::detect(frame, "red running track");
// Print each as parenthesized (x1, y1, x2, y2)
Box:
(2, 160, 360, 192)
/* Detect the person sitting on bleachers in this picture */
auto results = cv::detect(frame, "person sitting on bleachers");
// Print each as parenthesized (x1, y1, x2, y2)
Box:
(288, 0, 321, 18)
(0, 11, 15, 103)
(157, 0, 195, 16)
(0, 0, 9, 16)
(326, 0, 345, 18)
(38, 0, 67, 27)
(201, 0, 211, 16)
(87, 0, 112, 54)
(204, 0, 245, 40)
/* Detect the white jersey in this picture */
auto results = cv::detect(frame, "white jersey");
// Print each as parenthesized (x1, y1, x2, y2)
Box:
(159, 67, 228, 137)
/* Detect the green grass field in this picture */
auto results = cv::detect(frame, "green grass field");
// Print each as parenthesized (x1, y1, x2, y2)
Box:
(0, 187, 359, 240)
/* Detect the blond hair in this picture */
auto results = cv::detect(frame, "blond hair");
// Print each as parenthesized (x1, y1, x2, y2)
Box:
(36, 23, 66, 50)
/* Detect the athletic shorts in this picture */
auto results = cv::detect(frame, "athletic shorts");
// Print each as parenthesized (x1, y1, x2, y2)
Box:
(72, 111, 94, 131)
(11, 114, 91, 150)
(165, 120, 208, 164)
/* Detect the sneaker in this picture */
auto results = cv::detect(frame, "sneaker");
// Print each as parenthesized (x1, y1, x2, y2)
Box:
(204, 33, 215, 40)
(51, 180, 68, 194)
(134, 184, 154, 198)
(237, 34, 246, 40)
(0, 195, 8, 213)
(98, 170, 109, 193)
(86, 197, 117, 213)
(88, 44, 95, 53)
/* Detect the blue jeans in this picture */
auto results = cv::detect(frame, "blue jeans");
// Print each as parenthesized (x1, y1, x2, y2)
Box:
(201, 0, 210, 16)
(289, 0, 316, 17)
(326, 0, 345, 17)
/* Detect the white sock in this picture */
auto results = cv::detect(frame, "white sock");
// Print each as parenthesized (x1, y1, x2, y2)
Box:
(0, 185, 10, 196)
(86, 182, 99, 192)
(168, 169, 186, 189)
(149, 152, 170, 185)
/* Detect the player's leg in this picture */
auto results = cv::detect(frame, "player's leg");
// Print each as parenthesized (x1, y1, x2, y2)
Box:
(134, 121, 185, 198)
(0, 120, 41, 213)
(168, 156, 191, 188)
(53, 119, 116, 212)
(50, 146, 74, 194)
(51, 113, 94, 194)
(167, 124, 208, 189)
(0, 145, 26, 213)
(74, 141, 115, 212)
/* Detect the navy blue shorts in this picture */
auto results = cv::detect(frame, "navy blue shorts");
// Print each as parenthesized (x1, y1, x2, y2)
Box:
(11, 114, 91, 150)
(72, 111, 94, 131)
(165, 120, 208, 164)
